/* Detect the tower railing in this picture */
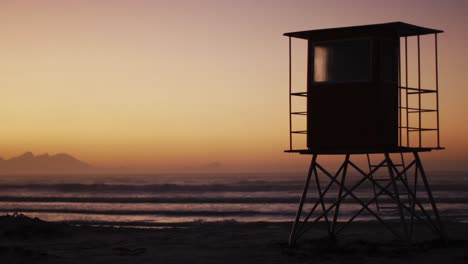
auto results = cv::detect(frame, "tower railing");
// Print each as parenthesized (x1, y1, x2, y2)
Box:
(287, 36, 308, 151)
(398, 33, 442, 150)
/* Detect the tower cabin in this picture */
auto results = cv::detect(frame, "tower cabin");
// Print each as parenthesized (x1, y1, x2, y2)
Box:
(285, 22, 443, 154)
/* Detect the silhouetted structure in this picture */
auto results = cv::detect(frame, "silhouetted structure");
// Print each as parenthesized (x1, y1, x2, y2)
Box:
(285, 22, 445, 245)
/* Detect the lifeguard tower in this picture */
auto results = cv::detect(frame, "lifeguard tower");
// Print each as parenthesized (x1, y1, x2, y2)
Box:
(285, 22, 445, 244)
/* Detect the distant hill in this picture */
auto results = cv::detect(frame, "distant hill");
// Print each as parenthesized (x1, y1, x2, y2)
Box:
(0, 152, 97, 174)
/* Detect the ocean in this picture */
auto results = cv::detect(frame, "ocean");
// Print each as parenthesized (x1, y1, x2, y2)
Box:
(0, 171, 467, 227)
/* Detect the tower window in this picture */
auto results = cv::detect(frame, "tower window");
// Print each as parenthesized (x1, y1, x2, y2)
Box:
(312, 39, 372, 83)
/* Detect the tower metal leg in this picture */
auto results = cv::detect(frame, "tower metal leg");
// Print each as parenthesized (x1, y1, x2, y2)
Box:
(385, 153, 410, 241)
(289, 154, 317, 246)
(413, 151, 446, 241)
(331, 154, 349, 235)
(313, 160, 331, 235)
(409, 157, 419, 239)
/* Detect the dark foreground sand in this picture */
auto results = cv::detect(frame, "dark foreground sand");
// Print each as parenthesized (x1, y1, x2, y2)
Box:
(0, 214, 467, 264)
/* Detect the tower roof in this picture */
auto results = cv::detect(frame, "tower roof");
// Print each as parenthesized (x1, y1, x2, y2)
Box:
(284, 22, 443, 40)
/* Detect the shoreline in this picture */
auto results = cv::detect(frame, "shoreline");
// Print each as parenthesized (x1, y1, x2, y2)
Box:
(1, 214, 467, 263)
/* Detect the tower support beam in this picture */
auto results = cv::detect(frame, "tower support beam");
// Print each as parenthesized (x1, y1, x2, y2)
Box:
(288, 152, 445, 246)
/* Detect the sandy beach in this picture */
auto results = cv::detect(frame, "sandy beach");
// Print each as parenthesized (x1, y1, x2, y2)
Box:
(0, 214, 466, 264)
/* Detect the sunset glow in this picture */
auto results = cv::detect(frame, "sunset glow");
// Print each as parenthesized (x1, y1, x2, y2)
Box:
(0, 0, 467, 172)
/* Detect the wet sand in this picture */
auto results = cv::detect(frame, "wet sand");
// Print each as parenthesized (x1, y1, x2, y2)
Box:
(0, 214, 467, 263)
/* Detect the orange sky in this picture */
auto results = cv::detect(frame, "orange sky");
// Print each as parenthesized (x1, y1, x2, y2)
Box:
(0, 0, 467, 172)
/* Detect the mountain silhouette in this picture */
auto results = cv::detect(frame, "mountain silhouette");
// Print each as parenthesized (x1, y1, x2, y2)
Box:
(0, 152, 96, 174)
